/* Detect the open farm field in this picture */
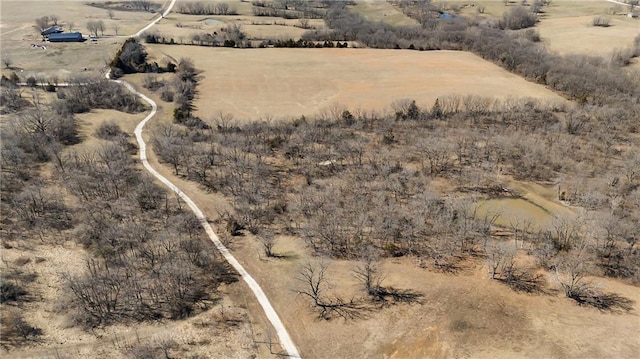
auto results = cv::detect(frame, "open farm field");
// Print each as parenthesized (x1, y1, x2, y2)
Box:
(151, 13, 325, 43)
(537, 15, 640, 56)
(536, 2, 639, 56)
(148, 45, 564, 121)
(450, 0, 639, 57)
(0, 1, 163, 79)
(454, 0, 625, 17)
(352, 0, 418, 26)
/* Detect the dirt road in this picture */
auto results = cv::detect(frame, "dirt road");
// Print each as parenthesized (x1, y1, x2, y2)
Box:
(109, 0, 301, 357)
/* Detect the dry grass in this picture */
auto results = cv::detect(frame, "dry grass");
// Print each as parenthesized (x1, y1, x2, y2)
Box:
(124, 148, 640, 358)
(146, 45, 564, 122)
(1, 239, 261, 358)
(449, 0, 640, 57)
(537, 15, 639, 56)
(151, 12, 325, 43)
(0, 95, 272, 358)
(352, 0, 418, 26)
(113, 84, 639, 357)
(529, 0, 640, 59)
(476, 179, 579, 229)
(4, 2, 639, 358)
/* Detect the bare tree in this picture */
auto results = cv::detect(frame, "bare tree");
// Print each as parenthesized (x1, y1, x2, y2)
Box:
(546, 215, 585, 252)
(87, 21, 99, 37)
(107, 10, 115, 20)
(2, 54, 13, 69)
(554, 250, 592, 299)
(216, 2, 230, 15)
(49, 14, 59, 25)
(155, 336, 177, 359)
(353, 246, 383, 298)
(500, 6, 537, 30)
(551, 250, 633, 312)
(133, 0, 151, 11)
(295, 260, 360, 319)
(113, 23, 120, 36)
(486, 242, 515, 280)
(67, 21, 74, 32)
(98, 20, 105, 36)
(34, 16, 49, 32)
(509, 216, 534, 249)
(259, 230, 277, 258)
(623, 150, 640, 184)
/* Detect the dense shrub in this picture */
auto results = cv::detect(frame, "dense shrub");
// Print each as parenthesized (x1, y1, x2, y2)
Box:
(55, 79, 145, 114)
(110, 38, 149, 74)
(592, 16, 611, 27)
(499, 6, 537, 30)
(177, 1, 238, 15)
(94, 120, 126, 140)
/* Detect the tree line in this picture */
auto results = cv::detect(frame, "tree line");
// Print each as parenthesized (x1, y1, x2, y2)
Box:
(176, 1, 238, 15)
(302, 3, 640, 120)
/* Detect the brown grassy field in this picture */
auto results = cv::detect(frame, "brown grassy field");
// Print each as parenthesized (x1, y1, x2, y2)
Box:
(147, 45, 565, 121)
(151, 13, 326, 43)
(353, 0, 418, 26)
(535, 0, 640, 57)
(451, 0, 639, 57)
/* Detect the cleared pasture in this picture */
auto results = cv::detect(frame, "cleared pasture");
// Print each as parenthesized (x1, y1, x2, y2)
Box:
(148, 45, 565, 122)
(151, 13, 325, 43)
(451, 0, 639, 57)
(537, 15, 640, 56)
(352, 0, 418, 26)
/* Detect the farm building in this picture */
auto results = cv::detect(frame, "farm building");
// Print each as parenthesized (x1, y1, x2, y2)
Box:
(40, 26, 63, 36)
(48, 32, 85, 42)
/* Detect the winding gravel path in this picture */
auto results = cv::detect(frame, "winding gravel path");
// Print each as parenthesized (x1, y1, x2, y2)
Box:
(108, 1, 301, 357)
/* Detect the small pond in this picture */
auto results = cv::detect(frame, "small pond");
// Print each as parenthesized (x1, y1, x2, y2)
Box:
(203, 18, 224, 25)
(476, 198, 553, 229)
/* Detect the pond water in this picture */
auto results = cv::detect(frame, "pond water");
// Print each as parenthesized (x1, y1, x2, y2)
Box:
(476, 198, 553, 230)
(203, 18, 224, 25)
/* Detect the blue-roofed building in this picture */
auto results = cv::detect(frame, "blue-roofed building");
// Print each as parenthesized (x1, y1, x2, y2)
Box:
(48, 32, 85, 42)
